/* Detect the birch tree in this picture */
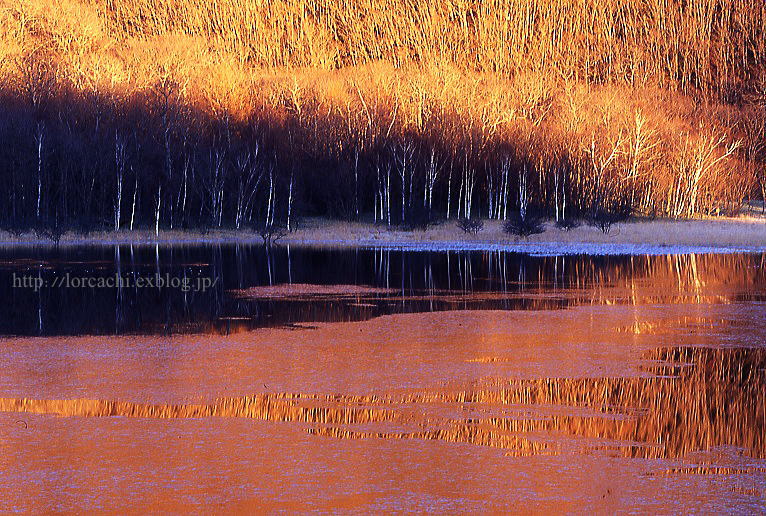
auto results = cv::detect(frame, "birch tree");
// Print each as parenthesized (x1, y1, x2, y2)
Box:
(114, 131, 127, 230)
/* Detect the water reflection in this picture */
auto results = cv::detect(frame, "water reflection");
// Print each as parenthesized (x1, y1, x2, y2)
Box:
(0, 248, 764, 511)
(3, 346, 763, 461)
(0, 246, 763, 336)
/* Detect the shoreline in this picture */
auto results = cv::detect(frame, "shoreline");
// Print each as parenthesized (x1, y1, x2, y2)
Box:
(1, 217, 765, 255)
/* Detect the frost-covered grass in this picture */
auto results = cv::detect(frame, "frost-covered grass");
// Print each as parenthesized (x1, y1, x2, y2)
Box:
(1, 216, 765, 255)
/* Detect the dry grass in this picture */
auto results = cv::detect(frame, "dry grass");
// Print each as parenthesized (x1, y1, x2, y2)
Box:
(1, 216, 765, 250)
(282, 217, 766, 250)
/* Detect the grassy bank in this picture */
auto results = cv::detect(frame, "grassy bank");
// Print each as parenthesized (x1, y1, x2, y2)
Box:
(1, 216, 764, 254)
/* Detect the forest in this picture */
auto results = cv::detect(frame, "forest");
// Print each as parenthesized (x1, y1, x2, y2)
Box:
(0, 0, 765, 235)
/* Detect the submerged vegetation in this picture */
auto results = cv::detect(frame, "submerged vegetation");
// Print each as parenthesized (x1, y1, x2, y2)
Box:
(0, 0, 765, 233)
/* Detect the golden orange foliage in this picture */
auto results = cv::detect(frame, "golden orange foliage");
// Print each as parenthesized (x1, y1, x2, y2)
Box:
(0, 0, 764, 219)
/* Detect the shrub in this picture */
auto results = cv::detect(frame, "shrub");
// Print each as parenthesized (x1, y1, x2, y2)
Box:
(503, 213, 545, 238)
(256, 223, 288, 247)
(555, 218, 580, 231)
(402, 207, 438, 231)
(33, 222, 66, 247)
(457, 218, 484, 234)
(590, 204, 632, 234)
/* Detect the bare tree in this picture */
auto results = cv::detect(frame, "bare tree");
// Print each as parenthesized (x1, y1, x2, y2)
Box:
(130, 172, 138, 231)
(114, 131, 127, 230)
(500, 156, 511, 220)
(585, 130, 624, 218)
(233, 144, 264, 230)
(625, 111, 659, 212)
(519, 162, 529, 223)
(423, 147, 441, 217)
(17, 52, 56, 111)
(154, 183, 162, 236)
(287, 168, 294, 231)
(34, 122, 45, 221)
(394, 138, 416, 224)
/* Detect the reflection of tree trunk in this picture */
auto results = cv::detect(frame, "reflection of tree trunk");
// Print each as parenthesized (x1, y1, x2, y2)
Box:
(37, 269, 43, 335)
(155, 243, 160, 280)
(384, 250, 390, 290)
(115, 246, 124, 331)
(689, 253, 701, 298)
(287, 245, 292, 284)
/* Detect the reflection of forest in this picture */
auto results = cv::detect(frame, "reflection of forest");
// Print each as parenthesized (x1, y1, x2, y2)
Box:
(1, 346, 764, 461)
(0, 247, 763, 335)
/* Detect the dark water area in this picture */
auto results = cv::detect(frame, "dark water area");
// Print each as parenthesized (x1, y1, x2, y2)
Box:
(1, 246, 766, 512)
(0, 245, 764, 336)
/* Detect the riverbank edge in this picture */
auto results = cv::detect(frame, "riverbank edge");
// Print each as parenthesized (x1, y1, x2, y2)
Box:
(1, 217, 765, 255)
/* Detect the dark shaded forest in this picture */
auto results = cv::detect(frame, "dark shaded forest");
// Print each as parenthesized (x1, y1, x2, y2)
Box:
(1, 0, 765, 237)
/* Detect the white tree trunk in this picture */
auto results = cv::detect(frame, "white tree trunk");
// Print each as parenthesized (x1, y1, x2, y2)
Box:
(287, 170, 294, 231)
(130, 175, 137, 231)
(266, 166, 275, 226)
(114, 132, 126, 231)
(386, 163, 391, 227)
(446, 161, 453, 219)
(35, 123, 44, 220)
(155, 183, 162, 236)
(554, 167, 560, 222)
(519, 164, 528, 222)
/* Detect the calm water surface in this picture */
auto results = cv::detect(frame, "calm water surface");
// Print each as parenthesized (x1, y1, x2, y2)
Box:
(0, 246, 764, 512)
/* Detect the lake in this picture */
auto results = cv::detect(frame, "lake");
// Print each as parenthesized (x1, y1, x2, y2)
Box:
(0, 246, 764, 512)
